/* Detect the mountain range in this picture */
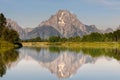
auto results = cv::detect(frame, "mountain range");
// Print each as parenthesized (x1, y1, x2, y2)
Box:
(6, 10, 118, 40)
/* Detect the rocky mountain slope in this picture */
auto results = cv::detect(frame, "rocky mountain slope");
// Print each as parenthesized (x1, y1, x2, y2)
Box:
(24, 28, 33, 33)
(7, 10, 118, 40)
(104, 28, 113, 33)
(6, 19, 26, 39)
(26, 25, 61, 39)
(28, 10, 100, 39)
(117, 25, 120, 30)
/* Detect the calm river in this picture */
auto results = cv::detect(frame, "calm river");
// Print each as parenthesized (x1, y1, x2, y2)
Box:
(0, 47, 120, 80)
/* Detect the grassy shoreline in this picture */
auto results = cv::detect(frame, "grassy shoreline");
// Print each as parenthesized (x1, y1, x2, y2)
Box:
(22, 42, 120, 49)
(0, 40, 15, 52)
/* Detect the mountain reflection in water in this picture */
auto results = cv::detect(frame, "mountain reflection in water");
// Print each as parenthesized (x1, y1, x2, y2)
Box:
(0, 47, 120, 80)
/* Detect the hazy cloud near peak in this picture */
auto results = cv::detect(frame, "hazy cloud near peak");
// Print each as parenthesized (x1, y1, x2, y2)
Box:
(83, 0, 120, 10)
(85, 0, 120, 6)
(99, 0, 120, 5)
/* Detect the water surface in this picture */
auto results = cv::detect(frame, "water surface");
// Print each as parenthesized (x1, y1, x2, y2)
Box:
(0, 47, 120, 80)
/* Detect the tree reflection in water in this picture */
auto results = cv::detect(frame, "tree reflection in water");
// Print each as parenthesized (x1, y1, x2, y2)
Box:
(0, 49, 19, 77)
(82, 48, 120, 60)
(48, 46, 120, 60)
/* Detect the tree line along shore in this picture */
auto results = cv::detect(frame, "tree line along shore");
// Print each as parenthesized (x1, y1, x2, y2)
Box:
(0, 13, 22, 49)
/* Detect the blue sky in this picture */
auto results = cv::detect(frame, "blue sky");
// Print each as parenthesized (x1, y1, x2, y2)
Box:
(0, 0, 120, 30)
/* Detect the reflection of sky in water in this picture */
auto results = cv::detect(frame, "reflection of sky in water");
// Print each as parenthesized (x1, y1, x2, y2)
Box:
(2, 60, 57, 80)
(1, 47, 120, 80)
(71, 58, 120, 80)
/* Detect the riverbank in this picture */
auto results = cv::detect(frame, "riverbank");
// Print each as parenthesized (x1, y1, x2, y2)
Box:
(0, 40, 15, 52)
(0, 39, 22, 52)
(22, 42, 120, 49)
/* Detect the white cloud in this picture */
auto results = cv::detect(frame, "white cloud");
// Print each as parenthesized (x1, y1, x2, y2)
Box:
(84, 0, 120, 10)
(96, 0, 120, 6)
(84, 0, 120, 6)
